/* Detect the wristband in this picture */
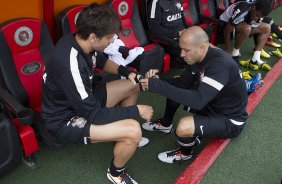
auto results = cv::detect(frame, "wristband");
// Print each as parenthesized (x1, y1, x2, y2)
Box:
(118, 65, 131, 77)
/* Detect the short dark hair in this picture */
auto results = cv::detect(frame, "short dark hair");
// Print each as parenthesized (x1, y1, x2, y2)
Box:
(76, 3, 121, 40)
(254, 0, 272, 16)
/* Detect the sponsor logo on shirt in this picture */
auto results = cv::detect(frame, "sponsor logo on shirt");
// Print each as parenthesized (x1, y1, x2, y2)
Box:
(167, 13, 182, 21)
(232, 9, 241, 19)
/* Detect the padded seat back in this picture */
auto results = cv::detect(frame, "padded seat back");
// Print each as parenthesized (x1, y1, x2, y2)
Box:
(182, 0, 213, 43)
(57, 5, 85, 38)
(111, 0, 150, 48)
(0, 18, 53, 109)
(0, 18, 62, 150)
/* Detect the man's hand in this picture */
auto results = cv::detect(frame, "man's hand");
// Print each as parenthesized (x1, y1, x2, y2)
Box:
(137, 105, 153, 122)
(128, 72, 143, 85)
(145, 69, 159, 78)
(140, 78, 149, 91)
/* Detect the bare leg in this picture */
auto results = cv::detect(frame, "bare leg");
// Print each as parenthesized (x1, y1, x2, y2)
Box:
(106, 79, 139, 107)
(176, 116, 195, 137)
(89, 119, 142, 167)
(251, 23, 271, 51)
(234, 23, 252, 49)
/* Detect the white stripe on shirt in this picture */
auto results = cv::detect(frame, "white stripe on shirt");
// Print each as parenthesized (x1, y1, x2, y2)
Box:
(202, 76, 224, 91)
(70, 47, 88, 100)
(150, 0, 159, 18)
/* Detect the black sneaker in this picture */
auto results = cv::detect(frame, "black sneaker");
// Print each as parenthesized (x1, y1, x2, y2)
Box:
(107, 169, 138, 184)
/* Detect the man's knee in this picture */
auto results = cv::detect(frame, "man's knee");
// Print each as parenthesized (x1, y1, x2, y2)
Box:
(176, 116, 194, 137)
(259, 22, 271, 34)
(124, 120, 142, 142)
(236, 24, 251, 37)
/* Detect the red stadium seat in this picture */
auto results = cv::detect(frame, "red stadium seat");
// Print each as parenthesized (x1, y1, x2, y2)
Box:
(182, 0, 213, 43)
(56, 5, 84, 39)
(110, 0, 169, 73)
(57, 3, 170, 73)
(229, 0, 236, 4)
(0, 18, 62, 167)
(196, 0, 221, 45)
(213, 0, 230, 15)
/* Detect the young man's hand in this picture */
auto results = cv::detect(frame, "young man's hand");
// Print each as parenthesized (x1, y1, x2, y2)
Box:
(145, 69, 159, 78)
(128, 72, 144, 85)
(140, 78, 149, 91)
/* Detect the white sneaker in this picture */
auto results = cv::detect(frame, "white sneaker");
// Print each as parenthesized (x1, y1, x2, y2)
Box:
(142, 119, 173, 134)
(107, 169, 138, 184)
(138, 137, 149, 148)
(158, 148, 192, 164)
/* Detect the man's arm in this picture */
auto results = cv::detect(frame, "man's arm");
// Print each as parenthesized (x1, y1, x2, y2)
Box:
(143, 62, 229, 110)
(103, 59, 119, 74)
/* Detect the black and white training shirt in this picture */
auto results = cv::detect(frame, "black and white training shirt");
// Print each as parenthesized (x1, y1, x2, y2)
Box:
(148, 0, 185, 39)
(219, 1, 262, 28)
(148, 47, 248, 122)
(42, 33, 139, 131)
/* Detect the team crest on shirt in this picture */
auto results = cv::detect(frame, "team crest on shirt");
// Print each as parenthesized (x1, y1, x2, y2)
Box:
(118, 1, 128, 16)
(69, 116, 87, 128)
(14, 26, 33, 46)
(175, 2, 182, 10)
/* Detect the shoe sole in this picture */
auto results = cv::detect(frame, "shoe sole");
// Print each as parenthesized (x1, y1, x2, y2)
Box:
(173, 155, 193, 163)
(151, 127, 173, 134)
(142, 124, 173, 134)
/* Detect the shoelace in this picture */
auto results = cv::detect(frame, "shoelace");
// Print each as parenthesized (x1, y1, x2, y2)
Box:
(120, 173, 136, 184)
(167, 148, 182, 158)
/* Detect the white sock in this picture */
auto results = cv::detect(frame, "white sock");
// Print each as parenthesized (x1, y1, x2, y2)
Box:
(252, 51, 264, 64)
(232, 48, 240, 57)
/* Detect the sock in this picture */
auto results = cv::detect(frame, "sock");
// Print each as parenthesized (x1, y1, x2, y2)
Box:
(252, 51, 264, 64)
(161, 98, 180, 127)
(109, 158, 126, 177)
(232, 48, 240, 57)
(177, 136, 195, 155)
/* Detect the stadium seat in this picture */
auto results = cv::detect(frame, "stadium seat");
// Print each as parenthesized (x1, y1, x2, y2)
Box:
(196, 0, 221, 45)
(57, 3, 169, 73)
(110, 0, 169, 73)
(0, 18, 63, 166)
(272, 0, 280, 9)
(141, 0, 188, 67)
(56, 5, 84, 39)
(0, 113, 22, 177)
(213, 0, 230, 14)
(182, 0, 213, 43)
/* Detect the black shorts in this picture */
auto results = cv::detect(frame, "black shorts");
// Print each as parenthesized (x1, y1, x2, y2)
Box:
(54, 84, 107, 144)
(193, 114, 245, 138)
